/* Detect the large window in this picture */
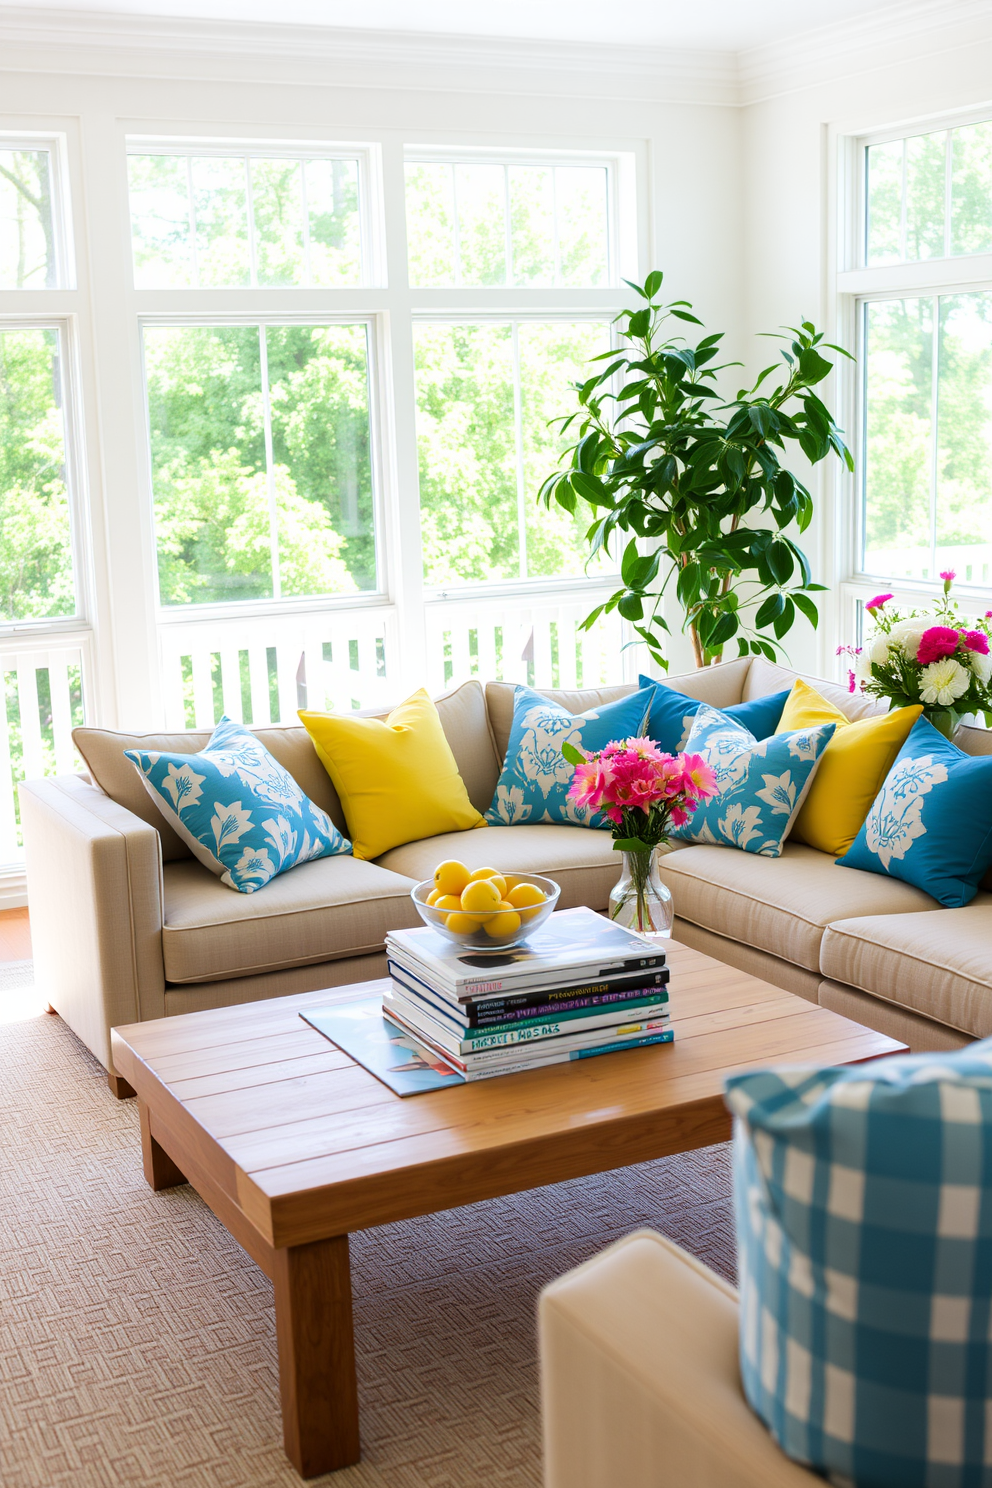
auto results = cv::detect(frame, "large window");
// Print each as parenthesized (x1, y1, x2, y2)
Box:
(143, 321, 375, 604)
(851, 115, 992, 598)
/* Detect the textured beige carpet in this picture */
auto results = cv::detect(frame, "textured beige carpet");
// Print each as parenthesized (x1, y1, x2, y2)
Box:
(0, 1001, 735, 1488)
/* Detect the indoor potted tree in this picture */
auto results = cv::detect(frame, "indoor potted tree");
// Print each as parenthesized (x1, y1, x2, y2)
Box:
(539, 271, 854, 670)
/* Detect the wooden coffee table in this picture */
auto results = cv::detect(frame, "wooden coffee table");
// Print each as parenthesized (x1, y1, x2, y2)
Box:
(111, 940, 905, 1478)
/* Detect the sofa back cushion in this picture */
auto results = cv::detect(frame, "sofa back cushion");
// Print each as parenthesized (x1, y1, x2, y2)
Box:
(75, 678, 498, 861)
(744, 656, 886, 723)
(485, 681, 635, 765)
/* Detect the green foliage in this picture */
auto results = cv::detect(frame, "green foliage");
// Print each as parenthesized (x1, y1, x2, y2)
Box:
(538, 271, 854, 668)
(0, 328, 75, 622)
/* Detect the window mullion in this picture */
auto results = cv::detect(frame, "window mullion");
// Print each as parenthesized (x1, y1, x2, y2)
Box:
(929, 294, 940, 581)
(245, 157, 259, 289)
(511, 320, 527, 581)
(257, 325, 281, 600)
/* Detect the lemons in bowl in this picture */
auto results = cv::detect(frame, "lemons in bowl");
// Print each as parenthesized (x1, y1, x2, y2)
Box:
(411, 862, 559, 948)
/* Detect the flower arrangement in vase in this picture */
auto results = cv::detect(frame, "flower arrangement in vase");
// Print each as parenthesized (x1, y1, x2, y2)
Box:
(840, 573, 992, 738)
(562, 737, 717, 936)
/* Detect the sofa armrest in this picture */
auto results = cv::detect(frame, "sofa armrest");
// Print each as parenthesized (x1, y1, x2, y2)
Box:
(20, 775, 166, 1078)
(539, 1228, 818, 1488)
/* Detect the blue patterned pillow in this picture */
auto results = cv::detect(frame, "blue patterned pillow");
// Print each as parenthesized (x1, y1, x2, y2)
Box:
(671, 703, 835, 856)
(126, 716, 351, 893)
(726, 1042, 992, 1487)
(840, 717, 992, 907)
(638, 674, 790, 753)
(486, 684, 653, 828)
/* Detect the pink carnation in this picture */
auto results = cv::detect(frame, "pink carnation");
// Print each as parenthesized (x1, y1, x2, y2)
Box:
(916, 625, 962, 665)
(940, 570, 957, 582)
(848, 669, 857, 694)
(963, 630, 990, 655)
(865, 593, 893, 611)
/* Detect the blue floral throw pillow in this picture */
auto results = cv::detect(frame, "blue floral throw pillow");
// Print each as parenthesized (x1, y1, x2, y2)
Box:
(840, 716, 992, 907)
(638, 674, 790, 754)
(486, 684, 653, 828)
(125, 716, 351, 893)
(671, 703, 835, 856)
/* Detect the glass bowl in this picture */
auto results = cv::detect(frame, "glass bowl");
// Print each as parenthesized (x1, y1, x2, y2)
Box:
(410, 872, 560, 950)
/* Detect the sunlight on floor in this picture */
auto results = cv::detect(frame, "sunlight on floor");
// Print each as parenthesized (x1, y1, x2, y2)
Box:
(0, 988, 47, 1026)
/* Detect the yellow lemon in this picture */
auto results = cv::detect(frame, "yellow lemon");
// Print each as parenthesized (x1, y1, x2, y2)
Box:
(484, 902, 522, 940)
(507, 882, 546, 921)
(466, 866, 507, 899)
(425, 887, 443, 906)
(434, 893, 463, 914)
(434, 859, 470, 896)
(460, 877, 502, 915)
(445, 911, 483, 935)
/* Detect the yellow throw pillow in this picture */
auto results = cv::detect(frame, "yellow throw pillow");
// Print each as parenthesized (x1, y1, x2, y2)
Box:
(299, 689, 486, 861)
(774, 679, 922, 857)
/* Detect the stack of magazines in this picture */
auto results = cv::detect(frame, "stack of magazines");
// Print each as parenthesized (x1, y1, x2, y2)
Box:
(382, 906, 672, 1082)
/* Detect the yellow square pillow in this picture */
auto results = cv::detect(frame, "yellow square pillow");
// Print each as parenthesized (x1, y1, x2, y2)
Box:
(774, 679, 922, 857)
(298, 689, 486, 860)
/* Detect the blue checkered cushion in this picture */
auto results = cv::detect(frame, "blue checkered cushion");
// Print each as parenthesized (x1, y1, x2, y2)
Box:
(726, 1046, 992, 1487)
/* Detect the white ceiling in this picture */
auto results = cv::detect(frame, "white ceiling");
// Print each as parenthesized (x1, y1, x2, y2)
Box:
(11, 0, 922, 51)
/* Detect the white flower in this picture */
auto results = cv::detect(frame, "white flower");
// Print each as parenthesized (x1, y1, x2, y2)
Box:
(970, 649, 992, 686)
(756, 771, 798, 817)
(868, 633, 890, 666)
(210, 799, 253, 853)
(888, 619, 928, 661)
(718, 802, 764, 850)
(162, 762, 205, 816)
(918, 657, 970, 707)
(854, 648, 874, 682)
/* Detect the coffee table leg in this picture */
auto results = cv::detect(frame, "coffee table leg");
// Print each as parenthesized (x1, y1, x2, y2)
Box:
(139, 1101, 186, 1190)
(272, 1233, 360, 1477)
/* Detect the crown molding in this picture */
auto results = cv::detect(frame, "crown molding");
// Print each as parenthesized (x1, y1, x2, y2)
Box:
(0, 7, 739, 106)
(739, 0, 992, 105)
(1, 1, 991, 111)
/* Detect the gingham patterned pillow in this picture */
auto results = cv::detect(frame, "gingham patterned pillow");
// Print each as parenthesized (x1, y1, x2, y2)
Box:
(726, 1045, 992, 1488)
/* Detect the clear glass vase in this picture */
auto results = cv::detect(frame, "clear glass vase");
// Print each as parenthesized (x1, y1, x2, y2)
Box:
(609, 847, 674, 938)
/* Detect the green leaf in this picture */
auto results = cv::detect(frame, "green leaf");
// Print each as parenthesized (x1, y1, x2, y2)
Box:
(560, 740, 586, 766)
(755, 592, 786, 627)
(792, 592, 819, 627)
(612, 837, 653, 854)
(643, 270, 664, 299)
(618, 593, 644, 621)
(766, 541, 795, 586)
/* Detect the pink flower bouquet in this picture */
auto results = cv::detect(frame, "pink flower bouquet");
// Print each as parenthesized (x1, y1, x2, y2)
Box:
(562, 736, 717, 931)
(841, 575, 992, 738)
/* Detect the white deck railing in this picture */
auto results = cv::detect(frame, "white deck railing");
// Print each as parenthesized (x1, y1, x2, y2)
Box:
(159, 585, 631, 732)
(0, 636, 89, 871)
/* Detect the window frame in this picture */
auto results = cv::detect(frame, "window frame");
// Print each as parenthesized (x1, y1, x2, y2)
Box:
(0, 313, 92, 636)
(0, 129, 75, 293)
(835, 108, 992, 652)
(138, 309, 390, 624)
(403, 145, 623, 291)
(124, 134, 383, 292)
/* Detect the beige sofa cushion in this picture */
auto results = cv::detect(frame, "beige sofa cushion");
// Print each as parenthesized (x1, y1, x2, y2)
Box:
(744, 657, 885, 723)
(377, 823, 622, 911)
(484, 682, 636, 766)
(820, 901, 992, 1038)
(73, 678, 497, 862)
(484, 660, 756, 765)
(161, 855, 419, 984)
(657, 842, 938, 971)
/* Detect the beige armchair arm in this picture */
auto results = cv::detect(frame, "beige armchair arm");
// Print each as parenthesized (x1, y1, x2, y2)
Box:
(539, 1229, 819, 1488)
(20, 775, 165, 1092)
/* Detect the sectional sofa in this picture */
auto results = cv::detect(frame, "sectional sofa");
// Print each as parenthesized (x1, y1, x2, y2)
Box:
(21, 657, 985, 1094)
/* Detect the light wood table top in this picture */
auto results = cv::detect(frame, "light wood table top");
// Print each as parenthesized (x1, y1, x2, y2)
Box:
(111, 939, 905, 1477)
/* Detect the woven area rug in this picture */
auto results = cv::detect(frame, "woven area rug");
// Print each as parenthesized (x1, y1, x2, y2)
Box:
(0, 986, 735, 1488)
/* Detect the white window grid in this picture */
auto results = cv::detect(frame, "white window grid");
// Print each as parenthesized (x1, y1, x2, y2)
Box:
(0, 130, 74, 292)
(834, 108, 992, 657)
(125, 136, 383, 290)
(404, 146, 622, 290)
(137, 311, 388, 621)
